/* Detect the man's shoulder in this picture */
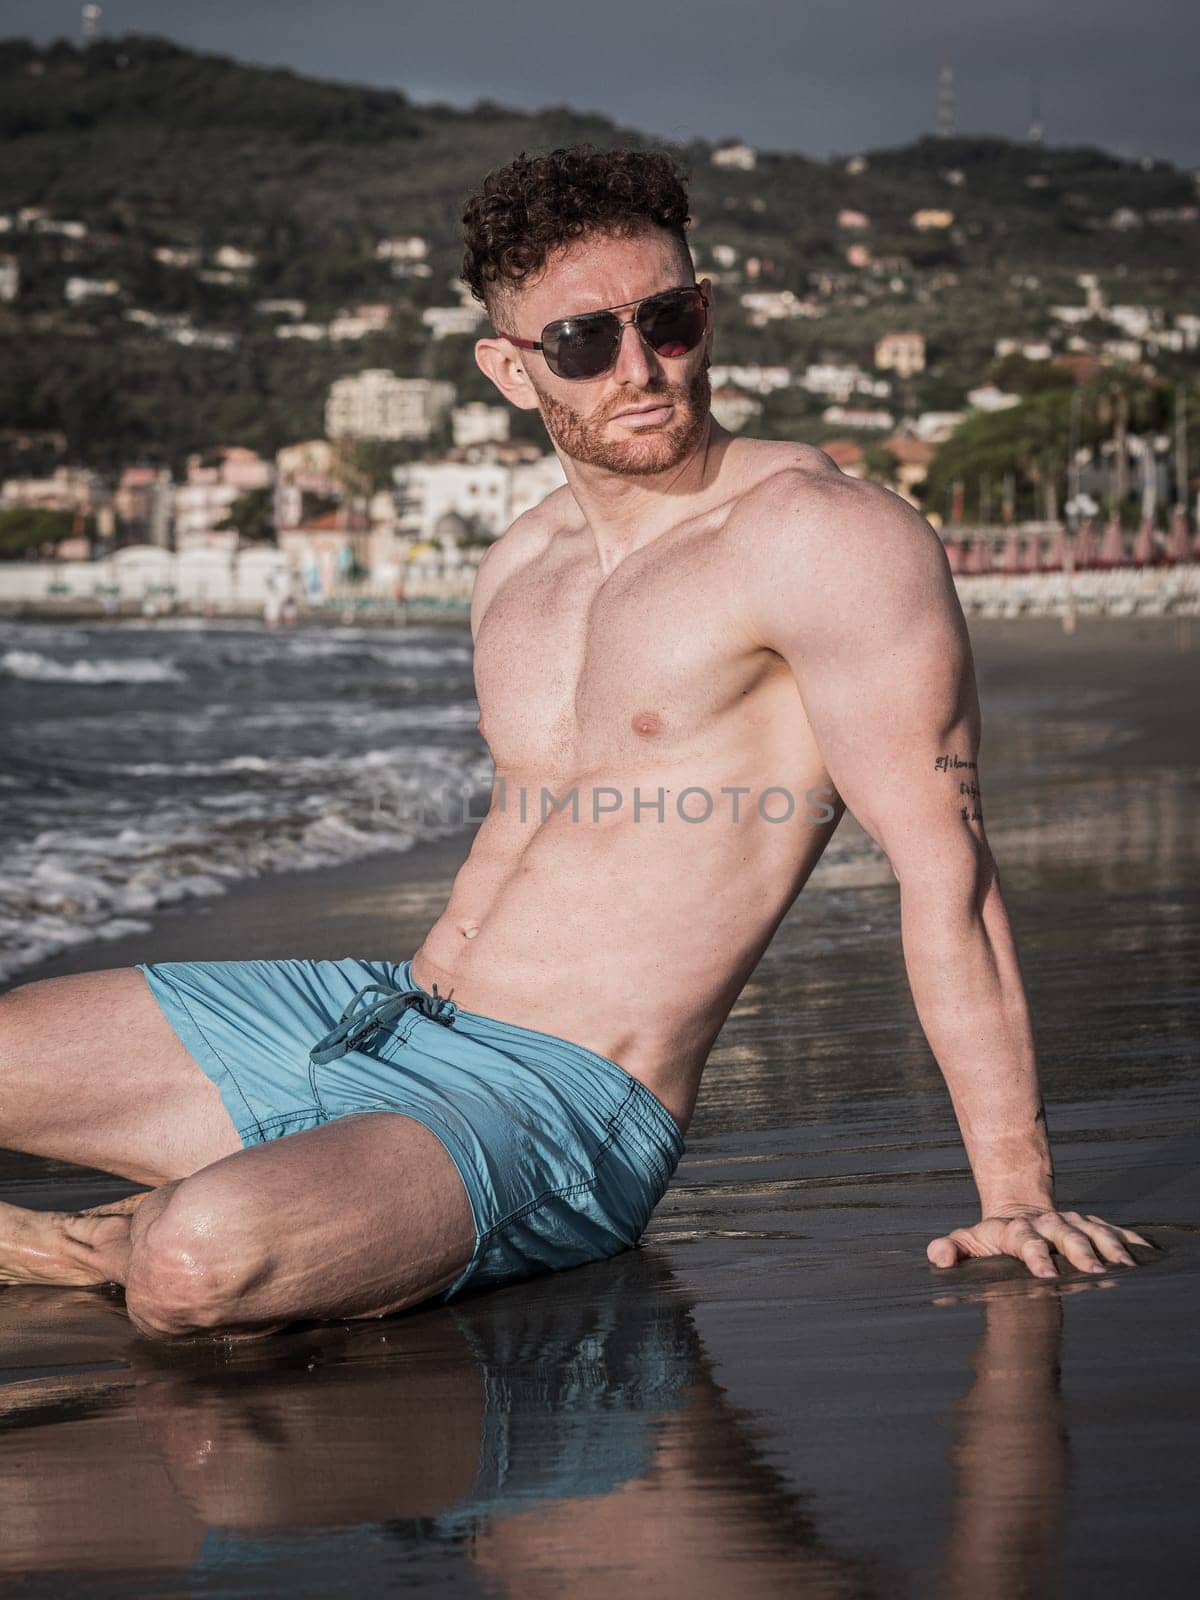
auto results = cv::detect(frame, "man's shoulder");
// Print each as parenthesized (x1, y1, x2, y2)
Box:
(731, 446, 941, 571)
(728, 448, 954, 644)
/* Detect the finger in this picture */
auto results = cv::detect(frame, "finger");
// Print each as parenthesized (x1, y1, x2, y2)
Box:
(927, 1235, 964, 1268)
(1017, 1234, 1059, 1280)
(1072, 1216, 1138, 1267)
(1085, 1215, 1156, 1251)
(1037, 1212, 1105, 1274)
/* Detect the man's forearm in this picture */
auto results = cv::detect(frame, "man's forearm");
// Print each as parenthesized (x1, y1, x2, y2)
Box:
(898, 869, 1055, 1213)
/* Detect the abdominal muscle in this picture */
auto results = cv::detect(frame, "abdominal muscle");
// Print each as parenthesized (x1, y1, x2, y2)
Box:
(411, 757, 843, 1133)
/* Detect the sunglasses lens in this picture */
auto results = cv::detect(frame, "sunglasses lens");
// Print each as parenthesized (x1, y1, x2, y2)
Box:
(544, 315, 621, 380)
(638, 290, 706, 358)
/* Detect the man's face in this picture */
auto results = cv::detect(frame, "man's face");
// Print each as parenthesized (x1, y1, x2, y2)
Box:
(499, 228, 711, 477)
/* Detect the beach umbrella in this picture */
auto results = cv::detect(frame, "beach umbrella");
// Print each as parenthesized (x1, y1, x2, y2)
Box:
(1096, 518, 1124, 568)
(1165, 508, 1190, 564)
(1048, 525, 1068, 570)
(1074, 519, 1095, 569)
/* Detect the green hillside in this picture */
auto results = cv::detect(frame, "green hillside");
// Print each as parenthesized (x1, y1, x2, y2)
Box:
(0, 33, 1196, 475)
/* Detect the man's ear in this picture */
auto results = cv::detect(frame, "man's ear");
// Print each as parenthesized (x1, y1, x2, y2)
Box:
(475, 338, 542, 412)
(699, 275, 715, 363)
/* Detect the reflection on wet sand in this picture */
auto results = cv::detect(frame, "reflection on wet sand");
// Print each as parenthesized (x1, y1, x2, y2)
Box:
(0, 1248, 1099, 1597)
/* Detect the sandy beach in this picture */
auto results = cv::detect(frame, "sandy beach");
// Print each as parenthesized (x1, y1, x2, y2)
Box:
(1, 613, 1197, 1596)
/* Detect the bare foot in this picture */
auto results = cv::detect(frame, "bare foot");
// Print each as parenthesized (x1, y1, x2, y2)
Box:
(0, 1193, 150, 1288)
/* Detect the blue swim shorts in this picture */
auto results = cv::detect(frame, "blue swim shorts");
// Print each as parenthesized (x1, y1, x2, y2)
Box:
(134, 955, 686, 1304)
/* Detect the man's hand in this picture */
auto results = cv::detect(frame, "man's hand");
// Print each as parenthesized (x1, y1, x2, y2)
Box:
(927, 1208, 1154, 1279)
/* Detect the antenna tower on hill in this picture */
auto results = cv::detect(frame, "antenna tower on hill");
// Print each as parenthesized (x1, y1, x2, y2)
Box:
(937, 63, 956, 139)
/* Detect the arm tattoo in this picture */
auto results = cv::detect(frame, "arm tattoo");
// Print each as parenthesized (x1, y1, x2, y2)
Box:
(934, 752, 983, 822)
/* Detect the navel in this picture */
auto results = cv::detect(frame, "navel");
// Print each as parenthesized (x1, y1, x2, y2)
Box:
(631, 709, 664, 737)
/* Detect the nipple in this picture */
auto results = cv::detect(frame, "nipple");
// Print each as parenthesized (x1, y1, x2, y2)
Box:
(631, 710, 663, 737)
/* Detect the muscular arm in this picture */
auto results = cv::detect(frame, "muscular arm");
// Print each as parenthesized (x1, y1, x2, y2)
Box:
(740, 470, 1053, 1214)
(737, 470, 1151, 1276)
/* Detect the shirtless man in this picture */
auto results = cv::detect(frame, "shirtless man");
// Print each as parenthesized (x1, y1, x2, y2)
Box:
(0, 147, 1149, 1337)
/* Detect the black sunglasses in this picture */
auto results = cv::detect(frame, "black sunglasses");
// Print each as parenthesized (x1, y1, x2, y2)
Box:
(499, 284, 709, 381)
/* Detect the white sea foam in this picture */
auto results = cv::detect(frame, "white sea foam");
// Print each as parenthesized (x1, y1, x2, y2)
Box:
(1, 649, 186, 685)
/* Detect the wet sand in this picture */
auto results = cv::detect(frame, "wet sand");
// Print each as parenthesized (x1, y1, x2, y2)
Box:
(1, 614, 1197, 1597)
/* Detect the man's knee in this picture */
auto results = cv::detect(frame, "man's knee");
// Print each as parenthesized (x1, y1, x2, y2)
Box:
(125, 1188, 267, 1338)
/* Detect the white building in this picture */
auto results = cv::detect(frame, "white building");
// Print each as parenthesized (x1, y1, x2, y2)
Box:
(711, 390, 763, 432)
(802, 364, 890, 401)
(822, 406, 894, 430)
(1108, 305, 1155, 338)
(376, 236, 428, 262)
(967, 385, 1021, 412)
(994, 339, 1052, 361)
(740, 290, 805, 325)
(707, 364, 793, 395)
(712, 142, 757, 171)
(154, 245, 201, 269)
(0, 256, 17, 302)
(65, 276, 120, 303)
(326, 371, 456, 442)
(394, 454, 566, 540)
(214, 245, 257, 272)
(452, 403, 511, 449)
(330, 304, 391, 340)
(422, 305, 487, 340)
(913, 411, 965, 443)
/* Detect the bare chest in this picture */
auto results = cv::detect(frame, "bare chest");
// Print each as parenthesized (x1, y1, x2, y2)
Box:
(473, 524, 760, 775)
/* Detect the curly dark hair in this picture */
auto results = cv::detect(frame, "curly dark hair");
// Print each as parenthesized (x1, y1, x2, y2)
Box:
(461, 144, 693, 322)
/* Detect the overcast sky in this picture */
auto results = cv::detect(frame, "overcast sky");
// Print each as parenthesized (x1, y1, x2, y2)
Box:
(7, 0, 1199, 168)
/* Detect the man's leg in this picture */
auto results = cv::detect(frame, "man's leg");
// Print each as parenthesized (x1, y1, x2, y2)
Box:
(0, 968, 242, 1182)
(116, 1114, 476, 1336)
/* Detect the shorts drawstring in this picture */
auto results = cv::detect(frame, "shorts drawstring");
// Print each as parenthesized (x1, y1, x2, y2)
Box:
(309, 981, 457, 1066)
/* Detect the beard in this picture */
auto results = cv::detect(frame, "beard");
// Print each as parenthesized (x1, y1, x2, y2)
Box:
(533, 357, 711, 477)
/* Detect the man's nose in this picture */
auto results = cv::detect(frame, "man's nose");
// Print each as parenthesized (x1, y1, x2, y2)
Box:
(610, 318, 656, 388)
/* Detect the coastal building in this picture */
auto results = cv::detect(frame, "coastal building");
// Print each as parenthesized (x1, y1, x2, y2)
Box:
(822, 405, 894, 431)
(874, 331, 926, 377)
(114, 467, 173, 548)
(707, 364, 792, 395)
(330, 304, 391, 340)
(711, 141, 757, 171)
(994, 338, 1052, 361)
(967, 385, 1021, 411)
(65, 276, 120, 303)
(913, 411, 964, 443)
(1, 466, 105, 515)
(256, 298, 307, 319)
(393, 460, 512, 541)
(0, 256, 17, 301)
(710, 389, 763, 432)
(154, 245, 201, 269)
(376, 236, 428, 262)
(174, 448, 274, 545)
(740, 291, 806, 325)
(393, 452, 566, 541)
(802, 364, 890, 401)
(274, 439, 339, 530)
(325, 371, 456, 442)
(421, 305, 488, 340)
(452, 403, 510, 449)
(911, 209, 954, 230)
(837, 209, 870, 230)
(214, 245, 257, 272)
